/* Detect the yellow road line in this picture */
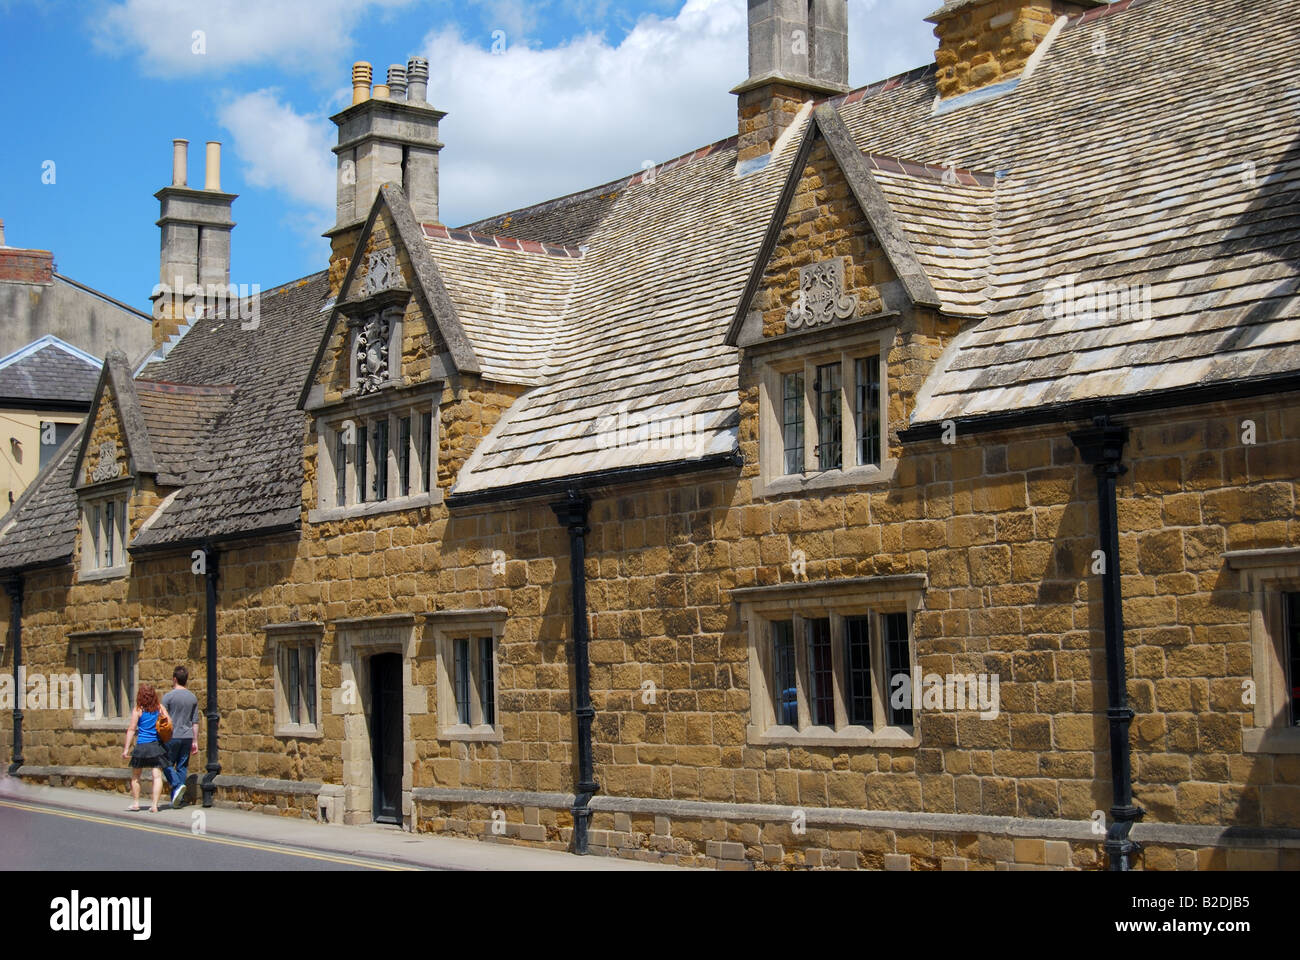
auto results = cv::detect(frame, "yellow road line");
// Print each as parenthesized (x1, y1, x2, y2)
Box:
(0, 799, 415, 871)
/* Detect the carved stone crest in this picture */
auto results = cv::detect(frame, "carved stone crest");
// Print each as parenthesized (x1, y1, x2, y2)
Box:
(362, 248, 400, 297)
(785, 258, 860, 331)
(355, 313, 392, 394)
(91, 440, 121, 483)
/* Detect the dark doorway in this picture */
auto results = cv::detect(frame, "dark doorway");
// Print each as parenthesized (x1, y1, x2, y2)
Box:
(369, 653, 404, 825)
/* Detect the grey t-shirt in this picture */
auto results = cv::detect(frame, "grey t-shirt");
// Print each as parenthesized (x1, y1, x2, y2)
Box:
(162, 688, 200, 740)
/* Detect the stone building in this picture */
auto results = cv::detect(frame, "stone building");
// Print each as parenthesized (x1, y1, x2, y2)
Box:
(0, 220, 154, 506)
(0, 0, 1298, 871)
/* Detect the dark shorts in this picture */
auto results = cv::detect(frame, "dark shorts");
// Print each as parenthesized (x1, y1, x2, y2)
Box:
(130, 741, 167, 769)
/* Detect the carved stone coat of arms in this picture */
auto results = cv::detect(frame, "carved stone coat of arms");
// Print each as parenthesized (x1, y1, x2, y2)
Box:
(355, 314, 392, 394)
(785, 258, 860, 331)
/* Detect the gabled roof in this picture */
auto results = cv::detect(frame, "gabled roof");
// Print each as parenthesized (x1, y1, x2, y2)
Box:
(132, 273, 329, 549)
(422, 227, 581, 386)
(298, 184, 481, 410)
(725, 103, 943, 347)
(449, 128, 802, 500)
(2, 0, 1298, 555)
(71, 349, 159, 485)
(824, 0, 1300, 426)
(0, 335, 102, 406)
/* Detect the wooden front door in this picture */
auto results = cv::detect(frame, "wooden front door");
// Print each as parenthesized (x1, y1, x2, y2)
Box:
(369, 653, 404, 824)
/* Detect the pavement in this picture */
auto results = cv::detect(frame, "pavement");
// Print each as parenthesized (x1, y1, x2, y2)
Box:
(0, 776, 679, 871)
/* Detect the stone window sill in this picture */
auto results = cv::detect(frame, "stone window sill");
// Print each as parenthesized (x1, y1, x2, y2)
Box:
(275, 723, 324, 741)
(79, 566, 129, 584)
(437, 724, 502, 744)
(747, 723, 920, 749)
(309, 491, 441, 523)
(755, 460, 897, 499)
(1243, 726, 1300, 754)
(73, 716, 130, 732)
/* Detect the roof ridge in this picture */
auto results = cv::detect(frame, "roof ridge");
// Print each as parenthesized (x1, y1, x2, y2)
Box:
(457, 133, 742, 245)
(862, 150, 1000, 187)
(832, 63, 938, 109)
(626, 134, 739, 187)
(0, 334, 102, 372)
(422, 224, 586, 259)
(51, 273, 153, 322)
(1066, 0, 1157, 29)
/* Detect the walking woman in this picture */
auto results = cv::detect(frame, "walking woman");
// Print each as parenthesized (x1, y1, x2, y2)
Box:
(122, 683, 172, 812)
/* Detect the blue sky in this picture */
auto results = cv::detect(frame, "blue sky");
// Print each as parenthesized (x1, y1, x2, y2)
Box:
(0, 0, 939, 310)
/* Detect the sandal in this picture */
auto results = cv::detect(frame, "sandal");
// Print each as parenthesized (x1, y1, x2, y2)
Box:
(128, 805, 141, 811)
(149, 807, 159, 814)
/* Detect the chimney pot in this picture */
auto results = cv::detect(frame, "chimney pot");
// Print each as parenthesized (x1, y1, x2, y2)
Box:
(406, 57, 429, 103)
(205, 141, 222, 191)
(352, 61, 373, 105)
(387, 64, 407, 100)
(373, 84, 390, 100)
(172, 139, 189, 187)
(0, 219, 6, 247)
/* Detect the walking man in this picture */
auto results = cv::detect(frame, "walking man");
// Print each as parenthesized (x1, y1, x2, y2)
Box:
(162, 666, 200, 808)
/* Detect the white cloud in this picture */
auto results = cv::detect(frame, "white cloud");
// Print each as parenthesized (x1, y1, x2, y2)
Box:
(93, 0, 416, 76)
(425, 0, 937, 226)
(212, 0, 939, 240)
(217, 89, 336, 246)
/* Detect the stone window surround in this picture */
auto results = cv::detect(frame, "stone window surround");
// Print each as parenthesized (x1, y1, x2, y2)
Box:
(310, 382, 442, 523)
(734, 575, 926, 749)
(77, 476, 133, 582)
(424, 608, 507, 744)
(750, 321, 898, 499)
(264, 622, 325, 740)
(1227, 548, 1300, 754)
(67, 629, 142, 732)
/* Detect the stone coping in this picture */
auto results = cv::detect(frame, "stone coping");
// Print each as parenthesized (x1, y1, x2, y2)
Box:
(412, 787, 1300, 849)
(17, 773, 1300, 850)
(15, 766, 343, 799)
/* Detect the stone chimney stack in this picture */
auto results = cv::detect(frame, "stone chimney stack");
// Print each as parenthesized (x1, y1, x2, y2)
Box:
(927, 0, 1107, 99)
(733, 0, 850, 166)
(327, 56, 445, 297)
(152, 138, 237, 348)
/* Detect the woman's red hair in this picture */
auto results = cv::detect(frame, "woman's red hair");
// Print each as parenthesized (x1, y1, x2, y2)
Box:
(136, 684, 160, 712)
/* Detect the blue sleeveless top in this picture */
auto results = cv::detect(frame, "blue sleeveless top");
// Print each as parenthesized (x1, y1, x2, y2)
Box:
(138, 710, 159, 744)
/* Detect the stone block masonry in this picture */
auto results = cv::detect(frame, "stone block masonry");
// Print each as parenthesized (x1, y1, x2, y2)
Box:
(10, 388, 1300, 868)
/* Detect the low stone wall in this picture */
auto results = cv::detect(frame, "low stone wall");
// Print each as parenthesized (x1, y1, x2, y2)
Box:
(15, 766, 344, 823)
(410, 787, 1300, 870)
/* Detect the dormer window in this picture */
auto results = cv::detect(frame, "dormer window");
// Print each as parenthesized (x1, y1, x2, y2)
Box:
(81, 489, 130, 580)
(756, 330, 894, 497)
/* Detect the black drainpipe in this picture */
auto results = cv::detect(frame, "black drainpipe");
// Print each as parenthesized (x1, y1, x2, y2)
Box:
(5, 576, 23, 775)
(551, 489, 599, 855)
(201, 544, 221, 808)
(1070, 416, 1143, 870)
